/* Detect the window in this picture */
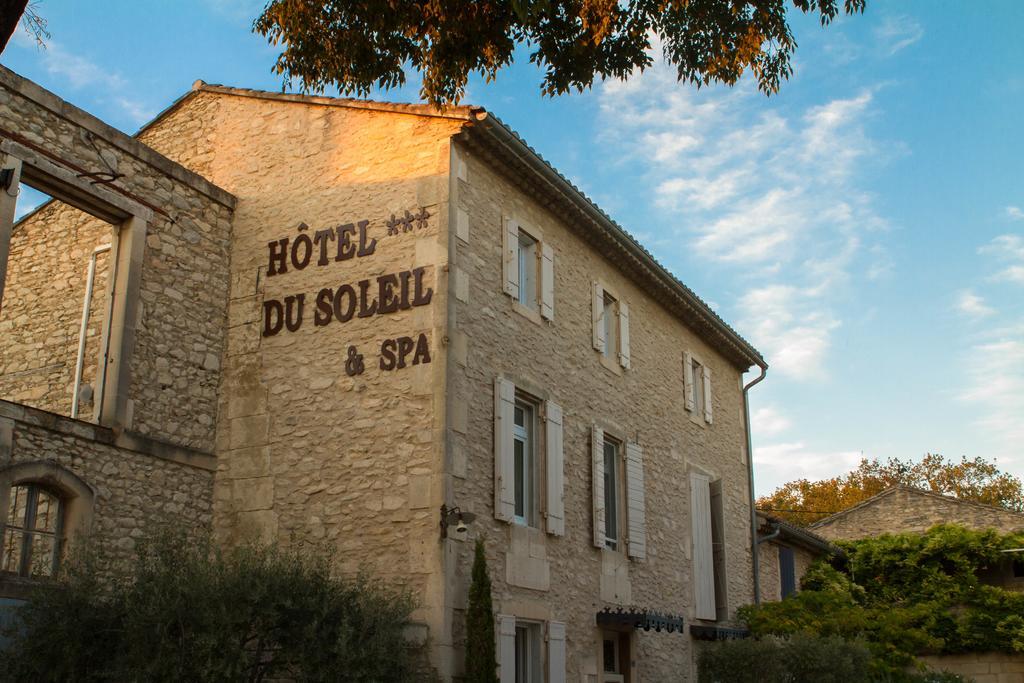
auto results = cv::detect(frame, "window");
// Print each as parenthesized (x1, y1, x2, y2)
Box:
(514, 622, 542, 683)
(591, 427, 646, 559)
(1012, 558, 1024, 578)
(601, 631, 629, 682)
(517, 232, 538, 310)
(494, 378, 565, 535)
(779, 546, 796, 598)
(512, 400, 535, 526)
(603, 437, 620, 550)
(1, 483, 63, 578)
(691, 473, 727, 620)
(603, 293, 618, 359)
(692, 360, 705, 417)
(683, 351, 712, 423)
(502, 218, 554, 320)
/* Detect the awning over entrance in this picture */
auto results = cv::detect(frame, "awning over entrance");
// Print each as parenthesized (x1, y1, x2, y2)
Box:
(596, 608, 685, 634)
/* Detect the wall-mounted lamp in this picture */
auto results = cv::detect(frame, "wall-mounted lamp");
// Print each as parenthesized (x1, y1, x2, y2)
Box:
(440, 504, 476, 539)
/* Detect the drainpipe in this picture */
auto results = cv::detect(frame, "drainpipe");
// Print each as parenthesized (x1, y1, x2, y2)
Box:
(71, 244, 110, 419)
(743, 364, 768, 605)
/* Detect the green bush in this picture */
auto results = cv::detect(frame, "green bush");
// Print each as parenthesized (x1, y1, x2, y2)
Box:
(0, 531, 423, 682)
(697, 634, 872, 683)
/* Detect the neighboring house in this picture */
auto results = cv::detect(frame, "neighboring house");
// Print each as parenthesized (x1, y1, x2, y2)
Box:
(0, 66, 770, 681)
(756, 512, 835, 603)
(810, 486, 1024, 593)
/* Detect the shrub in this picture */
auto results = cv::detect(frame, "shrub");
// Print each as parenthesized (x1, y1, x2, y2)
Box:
(697, 634, 872, 683)
(0, 530, 422, 682)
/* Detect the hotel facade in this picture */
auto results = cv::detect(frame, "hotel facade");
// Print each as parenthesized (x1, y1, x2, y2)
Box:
(0, 66, 768, 681)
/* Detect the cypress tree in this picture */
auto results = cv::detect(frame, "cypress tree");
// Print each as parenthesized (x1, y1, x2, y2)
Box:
(464, 538, 497, 683)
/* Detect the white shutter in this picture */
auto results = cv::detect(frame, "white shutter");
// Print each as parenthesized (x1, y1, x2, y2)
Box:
(545, 401, 565, 536)
(625, 441, 646, 560)
(540, 242, 554, 320)
(691, 473, 716, 620)
(547, 621, 566, 683)
(617, 301, 631, 369)
(494, 378, 516, 522)
(502, 217, 519, 298)
(592, 281, 605, 352)
(683, 351, 695, 412)
(703, 366, 713, 424)
(591, 425, 605, 548)
(498, 614, 516, 683)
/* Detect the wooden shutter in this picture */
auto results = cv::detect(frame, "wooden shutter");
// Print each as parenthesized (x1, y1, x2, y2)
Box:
(617, 301, 631, 369)
(494, 378, 516, 522)
(497, 614, 516, 683)
(540, 242, 554, 320)
(683, 351, 695, 411)
(502, 217, 519, 298)
(625, 441, 646, 560)
(703, 366, 713, 423)
(690, 472, 716, 620)
(779, 546, 796, 598)
(545, 401, 565, 536)
(710, 478, 727, 617)
(591, 425, 605, 548)
(548, 621, 566, 683)
(592, 281, 605, 352)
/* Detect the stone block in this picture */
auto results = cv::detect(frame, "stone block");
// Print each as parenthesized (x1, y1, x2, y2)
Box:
(229, 414, 268, 449)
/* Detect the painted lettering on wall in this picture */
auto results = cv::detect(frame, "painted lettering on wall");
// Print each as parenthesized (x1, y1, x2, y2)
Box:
(261, 210, 434, 372)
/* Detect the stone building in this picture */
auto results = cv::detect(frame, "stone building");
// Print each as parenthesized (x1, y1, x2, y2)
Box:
(755, 512, 834, 603)
(0, 66, 770, 681)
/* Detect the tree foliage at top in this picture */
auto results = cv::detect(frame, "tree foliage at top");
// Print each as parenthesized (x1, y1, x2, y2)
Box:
(253, 0, 867, 106)
(758, 454, 1024, 526)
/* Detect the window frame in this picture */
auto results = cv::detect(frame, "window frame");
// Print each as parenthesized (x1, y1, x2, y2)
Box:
(516, 230, 539, 311)
(1, 482, 64, 578)
(602, 292, 618, 361)
(512, 398, 537, 527)
(602, 434, 624, 551)
(513, 620, 543, 683)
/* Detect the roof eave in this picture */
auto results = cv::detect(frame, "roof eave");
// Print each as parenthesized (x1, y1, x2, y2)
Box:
(467, 111, 765, 371)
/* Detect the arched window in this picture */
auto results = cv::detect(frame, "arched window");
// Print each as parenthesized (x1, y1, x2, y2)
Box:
(2, 483, 64, 577)
(0, 461, 94, 585)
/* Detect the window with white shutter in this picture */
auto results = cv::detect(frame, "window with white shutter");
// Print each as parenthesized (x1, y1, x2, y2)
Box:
(702, 365, 713, 424)
(544, 401, 564, 536)
(494, 378, 516, 522)
(592, 282, 605, 352)
(540, 243, 554, 320)
(690, 472, 716, 620)
(498, 614, 516, 683)
(617, 302, 630, 369)
(710, 478, 727, 618)
(591, 425, 605, 548)
(547, 621, 566, 683)
(683, 351, 695, 411)
(625, 441, 646, 560)
(502, 217, 519, 298)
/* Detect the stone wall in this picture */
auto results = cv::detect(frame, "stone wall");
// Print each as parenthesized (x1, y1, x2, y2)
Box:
(136, 88, 468, 675)
(916, 652, 1024, 683)
(448, 139, 756, 681)
(811, 487, 1024, 541)
(0, 65, 235, 452)
(0, 399, 214, 572)
(0, 202, 110, 416)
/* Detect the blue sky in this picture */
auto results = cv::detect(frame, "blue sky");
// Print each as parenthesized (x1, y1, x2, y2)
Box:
(4, 1, 1022, 495)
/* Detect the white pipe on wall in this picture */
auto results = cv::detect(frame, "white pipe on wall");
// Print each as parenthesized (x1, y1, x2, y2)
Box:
(71, 244, 110, 419)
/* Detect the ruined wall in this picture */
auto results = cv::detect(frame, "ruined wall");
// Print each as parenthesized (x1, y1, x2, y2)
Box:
(0, 202, 110, 416)
(811, 488, 1024, 541)
(137, 90, 465, 673)
(1, 400, 213, 568)
(448, 140, 755, 681)
(0, 66, 235, 452)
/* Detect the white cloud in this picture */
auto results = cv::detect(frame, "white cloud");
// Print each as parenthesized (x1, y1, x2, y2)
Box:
(960, 335, 1024, 463)
(980, 234, 1024, 284)
(752, 406, 792, 438)
(753, 442, 864, 495)
(736, 285, 840, 380)
(1006, 206, 1024, 221)
(10, 37, 153, 126)
(955, 290, 995, 318)
(874, 16, 924, 56)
